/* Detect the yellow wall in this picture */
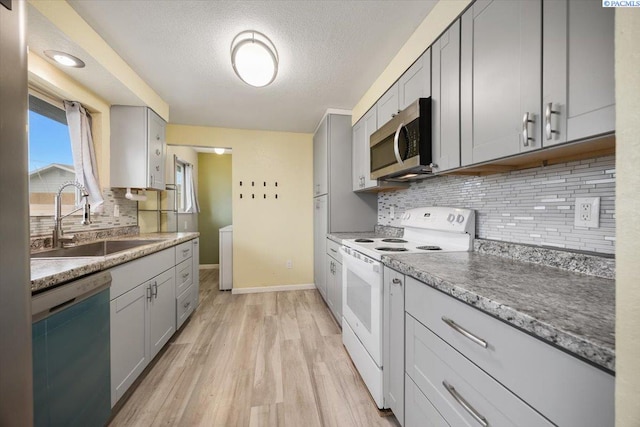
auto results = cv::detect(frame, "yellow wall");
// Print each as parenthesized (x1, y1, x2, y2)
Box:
(198, 153, 232, 265)
(615, 9, 640, 427)
(28, 0, 168, 121)
(28, 51, 111, 187)
(351, 0, 472, 124)
(167, 125, 313, 289)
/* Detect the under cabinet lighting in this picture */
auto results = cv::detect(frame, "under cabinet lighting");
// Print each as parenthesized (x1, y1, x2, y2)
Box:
(44, 50, 85, 68)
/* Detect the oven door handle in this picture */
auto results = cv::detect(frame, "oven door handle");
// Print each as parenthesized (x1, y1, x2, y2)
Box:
(393, 122, 405, 165)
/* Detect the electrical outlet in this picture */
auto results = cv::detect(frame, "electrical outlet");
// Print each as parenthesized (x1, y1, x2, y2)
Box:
(113, 204, 120, 217)
(286, 260, 293, 269)
(389, 206, 395, 218)
(574, 197, 600, 228)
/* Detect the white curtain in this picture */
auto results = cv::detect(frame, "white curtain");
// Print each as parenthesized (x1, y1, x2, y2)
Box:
(184, 163, 200, 213)
(64, 101, 104, 211)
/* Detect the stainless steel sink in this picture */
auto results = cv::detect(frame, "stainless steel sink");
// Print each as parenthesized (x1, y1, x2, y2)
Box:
(31, 239, 163, 258)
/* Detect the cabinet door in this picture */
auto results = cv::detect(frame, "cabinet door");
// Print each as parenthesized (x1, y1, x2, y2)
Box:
(352, 119, 365, 191)
(377, 82, 400, 129)
(383, 268, 405, 424)
(110, 283, 148, 406)
(313, 117, 328, 197)
(461, 0, 541, 166)
(543, 0, 614, 147)
(333, 260, 342, 325)
(432, 21, 461, 173)
(314, 195, 328, 299)
(147, 108, 166, 190)
(399, 48, 431, 110)
(405, 375, 449, 427)
(192, 238, 200, 308)
(148, 268, 176, 360)
(325, 257, 336, 314)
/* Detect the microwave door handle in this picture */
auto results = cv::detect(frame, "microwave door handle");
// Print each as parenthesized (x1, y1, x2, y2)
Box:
(393, 122, 405, 165)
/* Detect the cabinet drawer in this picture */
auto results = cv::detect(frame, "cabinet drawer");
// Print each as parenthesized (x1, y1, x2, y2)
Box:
(405, 277, 614, 427)
(406, 314, 553, 427)
(175, 241, 192, 264)
(175, 259, 193, 295)
(405, 374, 448, 427)
(326, 238, 341, 258)
(176, 285, 195, 329)
(110, 247, 174, 300)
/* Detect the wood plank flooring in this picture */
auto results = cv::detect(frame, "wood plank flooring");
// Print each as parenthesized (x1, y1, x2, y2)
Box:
(109, 269, 399, 427)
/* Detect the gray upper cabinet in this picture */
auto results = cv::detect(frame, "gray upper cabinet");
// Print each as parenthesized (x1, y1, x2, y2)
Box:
(398, 49, 431, 111)
(431, 20, 461, 173)
(460, 0, 542, 166)
(111, 106, 166, 190)
(377, 82, 400, 129)
(543, 0, 615, 147)
(352, 108, 378, 191)
(313, 118, 329, 196)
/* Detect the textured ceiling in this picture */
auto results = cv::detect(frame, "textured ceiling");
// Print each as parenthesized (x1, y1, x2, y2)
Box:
(36, 1, 437, 133)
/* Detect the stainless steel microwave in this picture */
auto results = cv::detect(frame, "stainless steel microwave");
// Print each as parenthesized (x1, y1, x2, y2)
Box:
(369, 98, 432, 181)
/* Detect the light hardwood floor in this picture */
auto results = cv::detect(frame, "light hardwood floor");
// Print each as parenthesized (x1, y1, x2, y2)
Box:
(109, 268, 400, 427)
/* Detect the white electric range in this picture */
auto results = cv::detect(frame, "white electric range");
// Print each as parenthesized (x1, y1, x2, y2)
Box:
(339, 206, 475, 409)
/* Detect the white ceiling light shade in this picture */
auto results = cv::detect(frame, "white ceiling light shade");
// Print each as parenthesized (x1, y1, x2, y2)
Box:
(44, 50, 86, 68)
(214, 148, 226, 155)
(231, 31, 278, 87)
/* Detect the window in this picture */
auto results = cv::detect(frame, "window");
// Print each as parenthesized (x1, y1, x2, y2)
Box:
(28, 93, 78, 216)
(175, 161, 185, 212)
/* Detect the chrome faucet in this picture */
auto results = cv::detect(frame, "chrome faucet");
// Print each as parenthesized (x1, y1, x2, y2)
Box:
(53, 181, 91, 248)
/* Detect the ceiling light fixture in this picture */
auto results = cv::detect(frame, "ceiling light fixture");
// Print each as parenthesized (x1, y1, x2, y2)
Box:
(230, 30, 278, 87)
(214, 148, 226, 155)
(44, 50, 85, 68)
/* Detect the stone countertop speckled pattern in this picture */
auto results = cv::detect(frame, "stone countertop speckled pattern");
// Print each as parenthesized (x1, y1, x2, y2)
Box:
(383, 252, 615, 372)
(31, 232, 199, 293)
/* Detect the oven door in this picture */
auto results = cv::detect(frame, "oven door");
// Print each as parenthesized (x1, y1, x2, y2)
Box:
(340, 247, 383, 367)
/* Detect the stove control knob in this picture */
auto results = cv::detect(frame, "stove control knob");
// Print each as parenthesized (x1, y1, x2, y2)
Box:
(456, 214, 465, 224)
(447, 213, 456, 223)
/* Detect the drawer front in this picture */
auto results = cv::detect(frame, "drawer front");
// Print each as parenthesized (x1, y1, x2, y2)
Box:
(175, 259, 193, 295)
(326, 238, 341, 258)
(405, 374, 449, 427)
(110, 247, 174, 300)
(175, 241, 193, 264)
(406, 314, 553, 427)
(405, 278, 614, 427)
(177, 285, 194, 329)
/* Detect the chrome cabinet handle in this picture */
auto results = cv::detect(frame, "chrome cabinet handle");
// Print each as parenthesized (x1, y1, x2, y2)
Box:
(182, 273, 189, 279)
(155, 165, 160, 171)
(182, 249, 189, 254)
(443, 381, 488, 427)
(155, 148, 161, 155)
(522, 112, 534, 146)
(146, 285, 152, 301)
(545, 103, 560, 140)
(152, 281, 158, 298)
(393, 122, 405, 165)
(193, 240, 198, 245)
(156, 135, 160, 141)
(441, 316, 487, 348)
(392, 278, 402, 285)
(330, 248, 337, 253)
(184, 301, 191, 309)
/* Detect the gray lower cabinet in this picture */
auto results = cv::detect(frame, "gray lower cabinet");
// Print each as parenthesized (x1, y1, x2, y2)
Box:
(383, 267, 404, 425)
(431, 20, 461, 173)
(314, 195, 328, 299)
(542, 0, 615, 147)
(405, 374, 448, 427)
(461, 0, 542, 165)
(325, 239, 342, 326)
(148, 269, 176, 359)
(404, 277, 614, 427)
(192, 238, 200, 307)
(377, 82, 400, 129)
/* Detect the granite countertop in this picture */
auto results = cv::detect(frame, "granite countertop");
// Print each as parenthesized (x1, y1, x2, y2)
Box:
(31, 232, 199, 293)
(383, 252, 615, 372)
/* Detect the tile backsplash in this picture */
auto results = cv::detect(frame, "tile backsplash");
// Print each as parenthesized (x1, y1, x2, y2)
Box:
(30, 188, 137, 237)
(378, 155, 615, 254)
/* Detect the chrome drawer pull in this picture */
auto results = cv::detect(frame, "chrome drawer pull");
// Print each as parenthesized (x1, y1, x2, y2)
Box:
(182, 273, 189, 279)
(545, 103, 560, 140)
(443, 381, 488, 427)
(441, 316, 488, 348)
(330, 248, 337, 253)
(182, 249, 190, 254)
(522, 112, 534, 146)
(392, 278, 402, 285)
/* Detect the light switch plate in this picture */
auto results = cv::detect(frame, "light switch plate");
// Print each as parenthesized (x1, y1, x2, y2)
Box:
(574, 196, 600, 228)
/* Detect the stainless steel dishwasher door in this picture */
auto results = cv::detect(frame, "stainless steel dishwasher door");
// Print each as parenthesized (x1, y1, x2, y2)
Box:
(32, 271, 111, 427)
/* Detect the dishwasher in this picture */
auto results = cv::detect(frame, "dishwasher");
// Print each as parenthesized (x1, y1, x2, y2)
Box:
(32, 271, 112, 427)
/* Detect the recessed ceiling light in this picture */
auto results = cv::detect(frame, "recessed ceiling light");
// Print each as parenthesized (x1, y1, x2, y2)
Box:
(230, 31, 278, 87)
(214, 148, 225, 155)
(44, 50, 85, 68)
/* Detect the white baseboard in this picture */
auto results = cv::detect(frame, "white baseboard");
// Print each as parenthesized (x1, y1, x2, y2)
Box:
(199, 264, 219, 269)
(231, 283, 316, 294)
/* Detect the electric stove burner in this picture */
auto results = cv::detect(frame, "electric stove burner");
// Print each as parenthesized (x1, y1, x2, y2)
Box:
(376, 247, 408, 252)
(417, 245, 442, 251)
(381, 238, 407, 243)
(354, 238, 374, 243)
